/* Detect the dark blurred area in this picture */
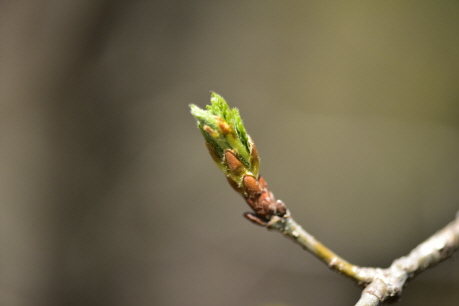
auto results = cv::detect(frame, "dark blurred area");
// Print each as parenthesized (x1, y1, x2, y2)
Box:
(1, 2, 459, 306)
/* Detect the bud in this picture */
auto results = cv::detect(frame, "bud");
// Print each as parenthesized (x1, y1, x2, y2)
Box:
(190, 93, 259, 187)
(191, 92, 287, 225)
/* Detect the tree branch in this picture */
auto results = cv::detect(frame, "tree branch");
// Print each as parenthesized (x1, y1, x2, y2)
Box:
(267, 211, 459, 305)
(354, 212, 459, 305)
(191, 93, 459, 305)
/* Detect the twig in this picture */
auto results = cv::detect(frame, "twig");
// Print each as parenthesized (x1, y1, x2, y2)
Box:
(267, 212, 459, 306)
(267, 214, 375, 285)
(354, 212, 459, 305)
(191, 93, 459, 305)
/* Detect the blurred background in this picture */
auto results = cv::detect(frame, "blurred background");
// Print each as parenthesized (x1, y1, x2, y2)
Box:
(1, 1, 459, 306)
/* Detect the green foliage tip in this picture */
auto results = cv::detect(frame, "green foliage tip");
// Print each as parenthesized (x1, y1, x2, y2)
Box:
(190, 92, 259, 183)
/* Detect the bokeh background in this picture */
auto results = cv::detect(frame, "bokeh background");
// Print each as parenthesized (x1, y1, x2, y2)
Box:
(1, 1, 459, 306)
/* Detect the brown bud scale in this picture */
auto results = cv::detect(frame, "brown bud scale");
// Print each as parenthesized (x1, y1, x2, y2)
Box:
(225, 150, 244, 176)
(242, 175, 287, 225)
(243, 175, 261, 196)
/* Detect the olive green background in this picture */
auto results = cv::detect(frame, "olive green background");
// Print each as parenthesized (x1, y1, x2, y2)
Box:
(1, 1, 459, 306)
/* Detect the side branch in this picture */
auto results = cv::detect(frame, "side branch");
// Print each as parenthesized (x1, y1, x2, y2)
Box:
(355, 212, 459, 306)
(266, 212, 459, 306)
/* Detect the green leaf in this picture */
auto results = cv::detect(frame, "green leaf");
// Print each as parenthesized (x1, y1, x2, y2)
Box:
(190, 92, 258, 185)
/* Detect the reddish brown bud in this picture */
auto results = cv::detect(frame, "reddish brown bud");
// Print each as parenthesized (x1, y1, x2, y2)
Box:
(243, 176, 288, 221)
(225, 150, 244, 176)
(243, 175, 261, 196)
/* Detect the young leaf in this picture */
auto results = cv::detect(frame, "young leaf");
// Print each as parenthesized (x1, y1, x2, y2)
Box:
(190, 92, 259, 187)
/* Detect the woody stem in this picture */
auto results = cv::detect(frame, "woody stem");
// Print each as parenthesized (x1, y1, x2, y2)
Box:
(267, 215, 376, 285)
(266, 212, 459, 305)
